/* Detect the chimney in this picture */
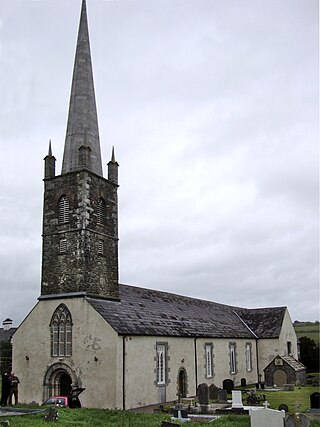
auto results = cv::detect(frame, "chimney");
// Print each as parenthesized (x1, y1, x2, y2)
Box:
(3, 318, 13, 331)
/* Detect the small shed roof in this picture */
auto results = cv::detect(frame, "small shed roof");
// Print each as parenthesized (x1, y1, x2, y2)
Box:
(264, 354, 306, 372)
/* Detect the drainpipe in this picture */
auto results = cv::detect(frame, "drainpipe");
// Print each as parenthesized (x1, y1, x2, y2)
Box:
(194, 338, 198, 392)
(122, 335, 127, 410)
(255, 338, 260, 384)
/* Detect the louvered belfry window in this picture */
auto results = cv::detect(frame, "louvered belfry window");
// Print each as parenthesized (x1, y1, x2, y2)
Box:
(50, 304, 72, 357)
(59, 238, 67, 254)
(58, 195, 70, 224)
(98, 239, 104, 255)
(97, 197, 106, 225)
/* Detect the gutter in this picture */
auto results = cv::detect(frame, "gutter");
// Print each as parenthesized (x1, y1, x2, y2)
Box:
(255, 338, 260, 384)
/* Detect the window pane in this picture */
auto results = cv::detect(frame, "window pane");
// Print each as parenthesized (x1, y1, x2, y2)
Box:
(66, 324, 72, 356)
(50, 304, 73, 357)
(230, 343, 236, 374)
(246, 343, 252, 371)
(206, 345, 212, 378)
(59, 324, 65, 356)
(157, 344, 166, 385)
(52, 324, 59, 356)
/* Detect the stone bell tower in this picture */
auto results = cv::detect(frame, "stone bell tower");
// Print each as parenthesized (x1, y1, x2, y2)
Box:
(41, 0, 119, 300)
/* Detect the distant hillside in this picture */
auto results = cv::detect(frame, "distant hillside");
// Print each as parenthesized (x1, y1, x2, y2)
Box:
(294, 321, 320, 345)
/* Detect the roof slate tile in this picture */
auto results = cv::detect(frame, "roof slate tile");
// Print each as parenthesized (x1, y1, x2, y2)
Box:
(87, 284, 286, 339)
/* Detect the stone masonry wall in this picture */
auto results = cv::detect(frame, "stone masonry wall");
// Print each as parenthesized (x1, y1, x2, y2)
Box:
(41, 170, 119, 299)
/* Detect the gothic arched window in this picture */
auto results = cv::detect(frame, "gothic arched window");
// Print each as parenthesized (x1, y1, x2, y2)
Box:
(97, 197, 106, 226)
(50, 304, 72, 357)
(58, 195, 70, 224)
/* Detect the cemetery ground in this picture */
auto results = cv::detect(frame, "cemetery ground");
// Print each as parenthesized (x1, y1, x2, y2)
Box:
(1, 382, 319, 427)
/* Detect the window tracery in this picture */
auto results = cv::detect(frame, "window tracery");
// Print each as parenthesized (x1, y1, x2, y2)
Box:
(50, 304, 72, 357)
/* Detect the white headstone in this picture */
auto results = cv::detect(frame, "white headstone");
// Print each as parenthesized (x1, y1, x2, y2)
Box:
(231, 390, 244, 409)
(249, 407, 285, 427)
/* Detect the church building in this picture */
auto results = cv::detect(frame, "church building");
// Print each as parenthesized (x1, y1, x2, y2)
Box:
(12, 0, 299, 409)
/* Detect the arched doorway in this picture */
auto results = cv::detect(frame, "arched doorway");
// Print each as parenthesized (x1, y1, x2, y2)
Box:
(43, 363, 80, 402)
(178, 368, 187, 398)
(273, 369, 287, 387)
(60, 373, 72, 396)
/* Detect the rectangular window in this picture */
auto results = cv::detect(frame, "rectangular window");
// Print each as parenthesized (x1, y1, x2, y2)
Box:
(156, 343, 167, 385)
(205, 344, 213, 378)
(245, 343, 252, 372)
(287, 341, 292, 355)
(229, 343, 237, 374)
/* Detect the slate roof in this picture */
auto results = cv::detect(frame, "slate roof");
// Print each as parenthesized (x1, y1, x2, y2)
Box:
(281, 355, 306, 371)
(264, 354, 306, 372)
(87, 284, 286, 339)
(235, 307, 286, 338)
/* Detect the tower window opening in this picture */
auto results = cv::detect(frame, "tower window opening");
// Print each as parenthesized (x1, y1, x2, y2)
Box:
(97, 198, 106, 225)
(98, 239, 104, 255)
(59, 238, 67, 254)
(58, 195, 70, 224)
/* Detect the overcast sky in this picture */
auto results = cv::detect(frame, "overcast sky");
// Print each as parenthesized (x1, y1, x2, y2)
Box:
(0, 0, 318, 326)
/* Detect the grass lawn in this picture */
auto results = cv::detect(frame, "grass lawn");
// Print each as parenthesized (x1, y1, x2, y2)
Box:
(248, 385, 318, 413)
(2, 408, 320, 427)
(0, 409, 252, 427)
(1, 383, 319, 426)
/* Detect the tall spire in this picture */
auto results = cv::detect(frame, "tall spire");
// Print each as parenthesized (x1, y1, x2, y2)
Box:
(61, 0, 103, 176)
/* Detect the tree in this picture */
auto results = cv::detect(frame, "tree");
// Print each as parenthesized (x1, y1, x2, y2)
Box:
(299, 336, 320, 372)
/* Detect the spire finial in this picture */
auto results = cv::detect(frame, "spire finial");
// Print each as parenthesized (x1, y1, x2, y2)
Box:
(48, 139, 52, 157)
(111, 146, 116, 163)
(61, 0, 103, 176)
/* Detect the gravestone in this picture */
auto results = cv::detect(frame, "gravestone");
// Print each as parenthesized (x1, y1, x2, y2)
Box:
(222, 379, 234, 393)
(278, 404, 289, 412)
(209, 384, 219, 400)
(285, 413, 310, 427)
(217, 389, 228, 402)
(197, 383, 209, 405)
(172, 409, 188, 419)
(249, 407, 285, 427)
(241, 378, 247, 387)
(310, 392, 320, 409)
(231, 390, 244, 409)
